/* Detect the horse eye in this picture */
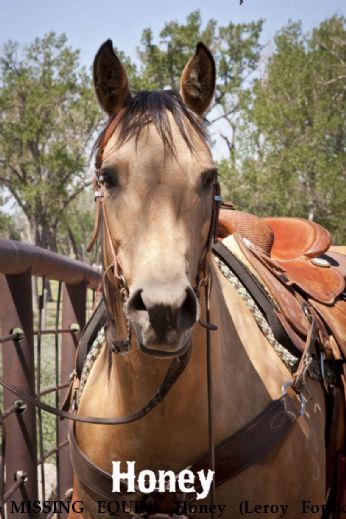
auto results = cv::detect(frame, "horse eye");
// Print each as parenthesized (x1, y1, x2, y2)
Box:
(201, 169, 217, 189)
(99, 169, 118, 189)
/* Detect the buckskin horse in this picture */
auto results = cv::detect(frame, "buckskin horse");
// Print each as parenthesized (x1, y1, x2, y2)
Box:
(66, 41, 346, 519)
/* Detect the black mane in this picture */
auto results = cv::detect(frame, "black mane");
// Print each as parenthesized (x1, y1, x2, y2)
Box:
(95, 90, 210, 158)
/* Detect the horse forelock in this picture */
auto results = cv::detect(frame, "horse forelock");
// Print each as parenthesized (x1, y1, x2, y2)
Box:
(93, 90, 210, 164)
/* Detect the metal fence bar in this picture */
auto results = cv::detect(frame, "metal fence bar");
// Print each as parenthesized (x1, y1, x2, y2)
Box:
(54, 281, 63, 507)
(0, 329, 24, 344)
(3, 473, 27, 504)
(0, 240, 101, 518)
(38, 440, 69, 465)
(0, 271, 38, 518)
(40, 382, 69, 397)
(1, 401, 26, 420)
(37, 277, 46, 503)
(57, 282, 87, 517)
(33, 328, 80, 336)
(0, 240, 100, 288)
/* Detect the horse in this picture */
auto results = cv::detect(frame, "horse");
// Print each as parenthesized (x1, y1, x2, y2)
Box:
(67, 40, 335, 519)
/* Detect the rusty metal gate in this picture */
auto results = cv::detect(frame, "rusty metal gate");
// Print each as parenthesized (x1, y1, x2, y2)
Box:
(0, 239, 101, 518)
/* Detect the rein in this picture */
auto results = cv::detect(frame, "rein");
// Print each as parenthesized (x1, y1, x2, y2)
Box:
(0, 348, 191, 425)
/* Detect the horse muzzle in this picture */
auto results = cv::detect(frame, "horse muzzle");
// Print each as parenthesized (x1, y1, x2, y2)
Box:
(126, 285, 199, 357)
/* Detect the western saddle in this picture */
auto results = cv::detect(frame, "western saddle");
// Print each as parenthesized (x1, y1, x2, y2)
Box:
(218, 209, 346, 517)
(218, 209, 346, 358)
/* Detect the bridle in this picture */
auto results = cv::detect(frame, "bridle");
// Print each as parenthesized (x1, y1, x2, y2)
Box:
(87, 116, 223, 351)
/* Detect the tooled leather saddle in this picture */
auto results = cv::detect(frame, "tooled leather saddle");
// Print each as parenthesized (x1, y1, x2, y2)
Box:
(218, 210, 346, 359)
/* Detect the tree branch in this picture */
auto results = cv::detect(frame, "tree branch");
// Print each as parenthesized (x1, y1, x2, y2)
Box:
(208, 104, 240, 125)
(54, 180, 93, 226)
(0, 176, 30, 216)
(220, 133, 234, 153)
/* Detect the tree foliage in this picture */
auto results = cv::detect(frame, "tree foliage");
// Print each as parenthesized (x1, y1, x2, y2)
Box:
(222, 16, 346, 243)
(129, 11, 264, 156)
(0, 33, 101, 252)
(1, 14, 345, 255)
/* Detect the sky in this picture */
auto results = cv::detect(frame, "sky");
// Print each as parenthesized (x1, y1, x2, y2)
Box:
(1, 0, 345, 68)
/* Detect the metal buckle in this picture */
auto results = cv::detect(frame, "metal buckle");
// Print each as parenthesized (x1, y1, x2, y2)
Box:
(302, 303, 313, 323)
(94, 190, 103, 200)
(214, 195, 223, 203)
(320, 351, 325, 382)
(281, 381, 306, 416)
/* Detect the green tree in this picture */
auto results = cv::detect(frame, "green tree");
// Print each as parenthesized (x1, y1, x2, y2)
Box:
(222, 16, 346, 243)
(2, 15, 344, 254)
(132, 10, 264, 137)
(56, 189, 96, 261)
(135, 11, 217, 91)
(0, 32, 102, 252)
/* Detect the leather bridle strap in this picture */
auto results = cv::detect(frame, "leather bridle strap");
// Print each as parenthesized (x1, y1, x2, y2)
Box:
(0, 347, 191, 425)
(195, 181, 222, 288)
(100, 195, 125, 284)
(204, 277, 216, 515)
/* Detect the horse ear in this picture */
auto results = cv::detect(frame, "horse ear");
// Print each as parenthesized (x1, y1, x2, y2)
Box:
(180, 42, 216, 117)
(93, 39, 131, 116)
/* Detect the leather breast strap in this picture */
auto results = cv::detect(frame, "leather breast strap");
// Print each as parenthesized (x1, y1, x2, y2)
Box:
(69, 393, 301, 511)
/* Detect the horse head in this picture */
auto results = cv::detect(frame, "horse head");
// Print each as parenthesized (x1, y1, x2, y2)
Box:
(92, 40, 217, 358)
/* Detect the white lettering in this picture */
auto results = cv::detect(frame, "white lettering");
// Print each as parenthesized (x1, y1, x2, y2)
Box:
(177, 469, 195, 493)
(196, 469, 214, 500)
(112, 461, 136, 492)
(157, 470, 177, 492)
(111, 461, 215, 500)
(138, 470, 156, 493)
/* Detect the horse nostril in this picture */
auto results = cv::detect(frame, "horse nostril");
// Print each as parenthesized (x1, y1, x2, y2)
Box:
(128, 286, 198, 336)
(129, 289, 147, 312)
(179, 287, 197, 331)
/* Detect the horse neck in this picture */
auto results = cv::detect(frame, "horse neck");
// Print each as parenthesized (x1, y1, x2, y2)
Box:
(209, 256, 291, 434)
